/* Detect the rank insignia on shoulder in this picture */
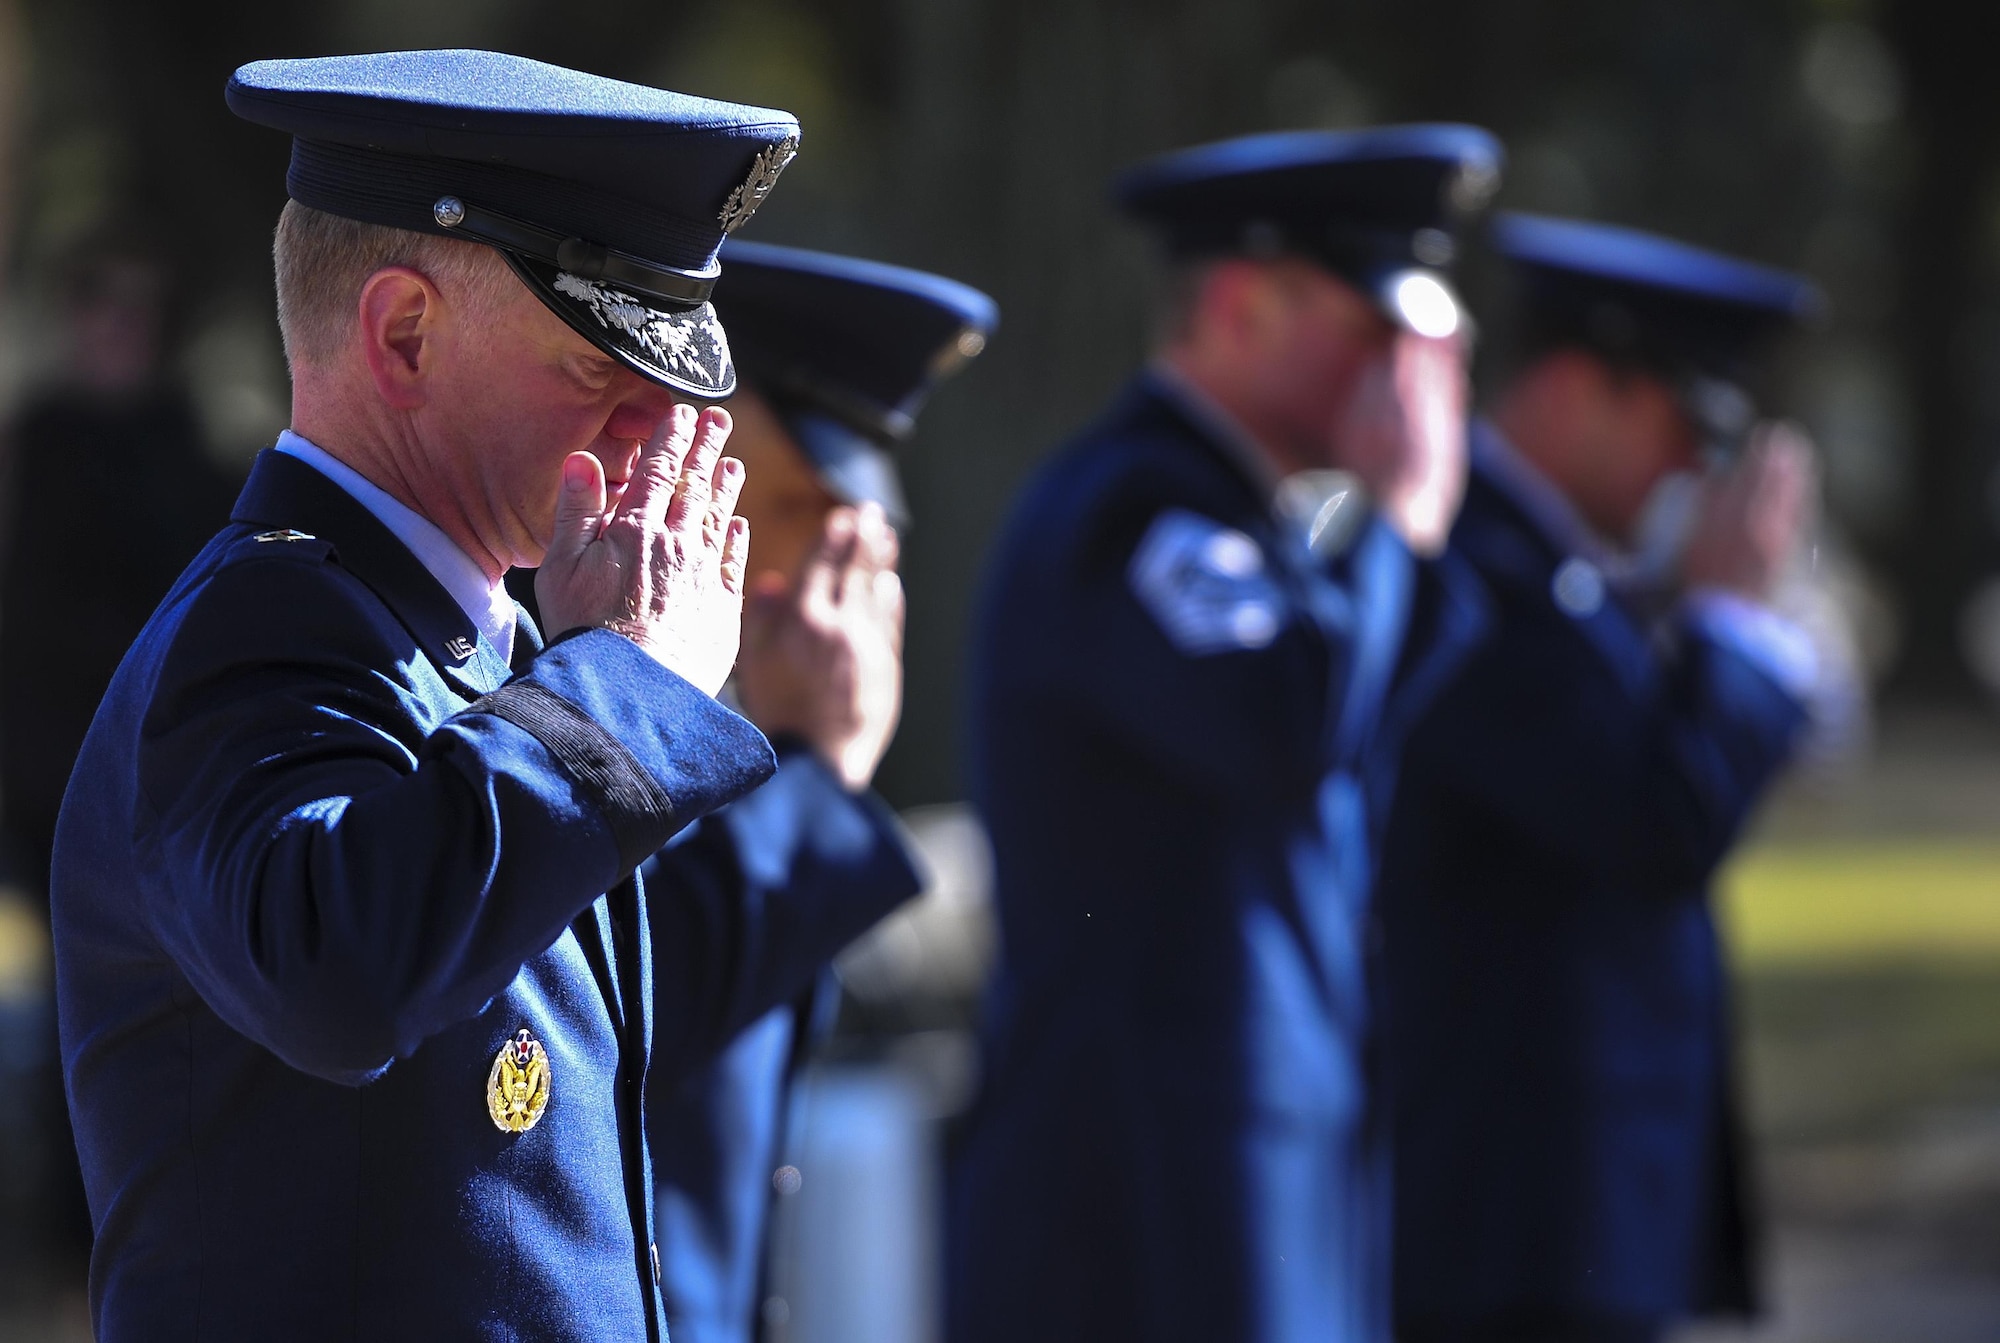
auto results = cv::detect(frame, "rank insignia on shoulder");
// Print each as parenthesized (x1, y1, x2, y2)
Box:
(1129, 508, 1288, 656)
(443, 635, 477, 662)
(253, 528, 316, 543)
(1551, 556, 1606, 618)
(487, 1028, 552, 1133)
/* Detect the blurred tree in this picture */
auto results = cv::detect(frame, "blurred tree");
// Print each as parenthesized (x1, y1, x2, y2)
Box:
(1878, 2, 2000, 700)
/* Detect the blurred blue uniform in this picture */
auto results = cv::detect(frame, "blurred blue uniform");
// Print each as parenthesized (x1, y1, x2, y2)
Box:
(51, 51, 821, 1341)
(949, 369, 1486, 1340)
(950, 125, 1503, 1343)
(644, 242, 998, 1343)
(1381, 215, 1821, 1342)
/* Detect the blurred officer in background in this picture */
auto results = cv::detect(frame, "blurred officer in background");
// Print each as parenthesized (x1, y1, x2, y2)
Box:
(1, 240, 237, 896)
(0, 238, 237, 1287)
(641, 240, 997, 1343)
(52, 51, 844, 1340)
(1380, 213, 1822, 1343)
(947, 126, 1500, 1343)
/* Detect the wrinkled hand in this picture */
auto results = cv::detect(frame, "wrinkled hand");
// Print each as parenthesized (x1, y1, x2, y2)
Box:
(1334, 331, 1468, 555)
(1682, 421, 1817, 602)
(733, 504, 905, 792)
(535, 404, 750, 696)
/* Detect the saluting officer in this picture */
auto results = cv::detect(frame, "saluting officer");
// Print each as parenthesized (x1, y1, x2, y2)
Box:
(640, 240, 997, 1343)
(947, 126, 1500, 1343)
(1380, 213, 1821, 1343)
(50, 51, 854, 1342)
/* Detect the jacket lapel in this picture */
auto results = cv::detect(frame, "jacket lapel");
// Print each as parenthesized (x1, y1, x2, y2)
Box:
(231, 449, 510, 700)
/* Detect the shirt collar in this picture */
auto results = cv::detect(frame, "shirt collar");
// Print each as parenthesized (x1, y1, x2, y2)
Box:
(275, 430, 516, 662)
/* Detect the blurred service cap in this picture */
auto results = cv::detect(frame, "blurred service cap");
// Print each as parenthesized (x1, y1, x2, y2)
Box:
(1112, 123, 1505, 338)
(1491, 211, 1823, 450)
(714, 239, 999, 528)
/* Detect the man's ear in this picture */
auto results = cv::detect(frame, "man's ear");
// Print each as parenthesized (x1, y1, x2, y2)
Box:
(356, 266, 439, 411)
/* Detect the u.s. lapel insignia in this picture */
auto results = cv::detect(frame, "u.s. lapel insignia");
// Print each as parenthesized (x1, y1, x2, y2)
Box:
(443, 635, 477, 662)
(719, 136, 799, 234)
(487, 1028, 552, 1133)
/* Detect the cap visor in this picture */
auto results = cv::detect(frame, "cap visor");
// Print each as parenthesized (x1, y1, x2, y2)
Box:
(788, 411, 911, 529)
(505, 253, 736, 399)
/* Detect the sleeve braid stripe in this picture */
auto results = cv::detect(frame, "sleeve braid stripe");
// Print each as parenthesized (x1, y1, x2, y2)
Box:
(466, 680, 675, 867)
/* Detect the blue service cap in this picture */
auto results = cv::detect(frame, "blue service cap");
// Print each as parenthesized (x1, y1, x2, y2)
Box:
(713, 239, 998, 528)
(1492, 211, 1823, 446)
(1112, 124, 1504, 338)
(227, 50, 804, 399)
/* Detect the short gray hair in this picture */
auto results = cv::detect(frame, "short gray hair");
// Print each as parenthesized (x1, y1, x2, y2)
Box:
(271, 199, 515, 368)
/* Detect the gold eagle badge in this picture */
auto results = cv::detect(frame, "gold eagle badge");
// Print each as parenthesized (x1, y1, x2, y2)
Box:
(486, 1028, 552, 1133)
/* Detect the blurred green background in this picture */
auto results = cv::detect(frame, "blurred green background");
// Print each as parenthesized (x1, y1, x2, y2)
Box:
(1, 1, 1998, 1339)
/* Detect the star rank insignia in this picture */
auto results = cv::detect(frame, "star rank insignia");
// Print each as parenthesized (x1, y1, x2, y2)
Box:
(487, 1028, 552, 1133)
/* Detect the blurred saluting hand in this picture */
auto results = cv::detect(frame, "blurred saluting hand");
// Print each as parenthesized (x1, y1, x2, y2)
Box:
(1682, 420, 1818, 602)
(734, 502, 905, 791)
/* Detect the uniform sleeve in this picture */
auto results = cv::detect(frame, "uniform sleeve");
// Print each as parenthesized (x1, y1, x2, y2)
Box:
(639, 744, 925, 1078)
(1401, 613, 1808, 896)
(1017, 478, 1359, 808)
(134, 553, 776, 1085)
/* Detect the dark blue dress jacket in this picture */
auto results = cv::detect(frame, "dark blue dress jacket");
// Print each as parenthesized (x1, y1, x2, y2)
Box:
(1379, 435, 1808, 1329)
(946, 375, 1486, 1343)
(647, 753, 924, 1343)
(52, 450, 869, 1341)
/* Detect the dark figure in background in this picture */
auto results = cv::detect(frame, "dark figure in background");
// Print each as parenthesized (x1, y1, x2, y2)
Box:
(948, 126, 1498, 1343)
(1381, 214, 1821, 1343)
(0, 244, 236, 1287)
(0, 247, 237, 892)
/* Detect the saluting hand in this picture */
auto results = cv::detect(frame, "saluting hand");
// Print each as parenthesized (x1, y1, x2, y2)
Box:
(535, 404, 751, 697)
(1336, 331, 1469, 556)
(733, 503, 905, 792)
(1682, 420, 1817, 602)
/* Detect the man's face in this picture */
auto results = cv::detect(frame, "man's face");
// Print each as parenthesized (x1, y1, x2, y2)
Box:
(419, 269, 681, 570)
(1574, 363, 1701, 544)
(724, 386, 844, 585)
(1241, 259, 1401, 472)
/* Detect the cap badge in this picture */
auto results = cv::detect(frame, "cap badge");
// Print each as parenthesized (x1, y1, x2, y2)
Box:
(487, 1027, 552, 1133)
(719, 136, 799, 234)
(553, 272, 727, 383)
(1446, 159, 1500, 214)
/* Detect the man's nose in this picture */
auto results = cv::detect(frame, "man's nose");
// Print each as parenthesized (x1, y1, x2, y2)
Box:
(603, 375, 681, 443)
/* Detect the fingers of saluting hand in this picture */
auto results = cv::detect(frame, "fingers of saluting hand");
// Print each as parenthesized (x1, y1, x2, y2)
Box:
(667, 407, 733, 534)
(837, 504, 895, 609)
(720, 514, 750, 597)
(707, 455, 747, 550)
(618, 402, 698, 528)
(873, 566, 906, 655)
(800, 508, 860, 616)
(546, 452, 609, 571)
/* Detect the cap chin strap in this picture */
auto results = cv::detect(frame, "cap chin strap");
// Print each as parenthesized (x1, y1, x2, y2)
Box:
(431, 195, 719, 309)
